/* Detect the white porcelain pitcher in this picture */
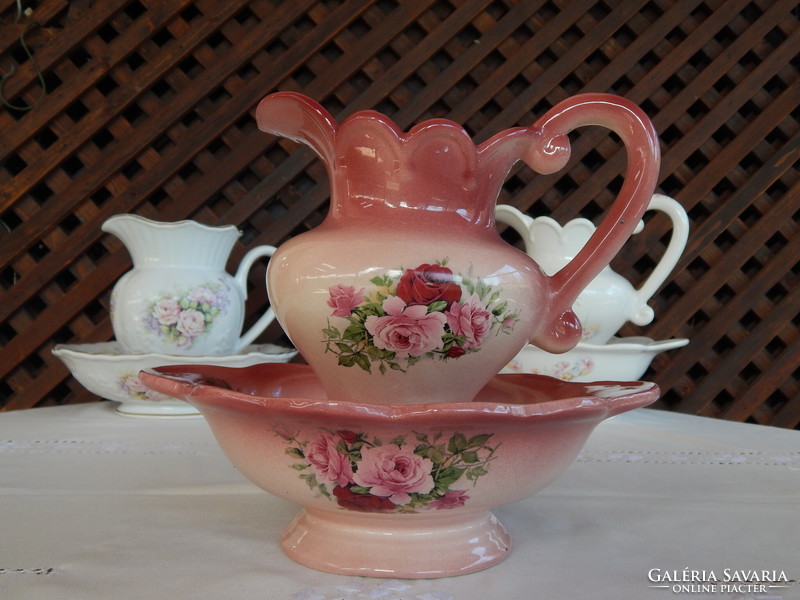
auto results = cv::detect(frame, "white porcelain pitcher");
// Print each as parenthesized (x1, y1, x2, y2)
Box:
(496, 194, 689, 344)
(103, 214, 277, 356)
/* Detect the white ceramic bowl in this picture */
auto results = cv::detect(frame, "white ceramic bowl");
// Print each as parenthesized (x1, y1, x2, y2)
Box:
(140, 363, 659, 578)
(53, 342, 297, 417)
(501, 336, 688, 382)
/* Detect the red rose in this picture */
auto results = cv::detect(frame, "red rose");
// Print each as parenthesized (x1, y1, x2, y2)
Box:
(396, 264, 462, 309)
(446, 346, 466, 358)
(337, 430, 359, 444)
(333, 485, 397, 512)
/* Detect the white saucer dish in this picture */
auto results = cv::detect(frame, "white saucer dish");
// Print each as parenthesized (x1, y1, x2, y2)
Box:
(501, 336, 688, 382)
(53, 342, 298, 417)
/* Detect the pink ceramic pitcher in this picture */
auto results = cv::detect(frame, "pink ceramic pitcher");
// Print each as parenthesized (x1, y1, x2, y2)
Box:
(256, 92, 660, 405)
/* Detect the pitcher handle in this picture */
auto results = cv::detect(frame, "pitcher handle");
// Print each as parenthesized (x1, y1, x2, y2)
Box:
(494, 204, 537, 255)
(233, 245, 278, 352)
(525, 94, 660, 352)
(630, 194, 690, 325)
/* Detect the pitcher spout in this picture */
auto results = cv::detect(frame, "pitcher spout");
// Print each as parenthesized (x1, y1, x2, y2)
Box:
(101, 214, 240, 269)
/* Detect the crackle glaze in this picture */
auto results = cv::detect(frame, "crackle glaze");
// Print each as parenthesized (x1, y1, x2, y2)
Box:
(255, 92, 660, 405)
(104, 214, 278, 356)
(139, 363, 659, 578)
(496, 194, 689, 344)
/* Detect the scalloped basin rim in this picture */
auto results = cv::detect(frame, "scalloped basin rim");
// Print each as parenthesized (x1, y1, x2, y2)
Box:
(140, 363, 659, 424)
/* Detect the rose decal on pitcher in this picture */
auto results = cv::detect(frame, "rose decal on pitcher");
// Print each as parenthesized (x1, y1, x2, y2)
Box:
(144, 281, 230, 349)
(322, 260, 520, 373)
(277, 427, 499, 513)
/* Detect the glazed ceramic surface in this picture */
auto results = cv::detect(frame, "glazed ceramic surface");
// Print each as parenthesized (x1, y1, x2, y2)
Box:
(139, 363, 658, 577)
(103, 214, 278, 356)
(256, 92, 661, 405)
(502, 336, 689, 383)
(53, 342, 297, 417)
(496, 194, 689, 344)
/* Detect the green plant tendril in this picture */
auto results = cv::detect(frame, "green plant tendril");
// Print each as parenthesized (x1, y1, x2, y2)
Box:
(1, 18, 47, 112)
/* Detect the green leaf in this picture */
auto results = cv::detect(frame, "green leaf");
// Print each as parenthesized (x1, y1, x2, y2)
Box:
(349, 486, 371, 494)
(323, 325, 340, 338)
(388, 434, 406, 446)
(436, 466, 465, 487)
(466, 466, 488, 480)
(461, 450, 479, 464)
(416, 445, 445, 464)
(338, 354, 355, 367)
(336, 342, 352, 353)
(299, 473, 318, 489)
(285, 447, 305, 459)
(447, 432, 468, 454)
(344, 324, 366, 341)
(427, 300, 447, 313)
(362, 302, 384, 314)
(291, 463, 309, 471)
(466, 433, 493, 449)
(354, 353, 372, 373)
(366, 345, 385, 359)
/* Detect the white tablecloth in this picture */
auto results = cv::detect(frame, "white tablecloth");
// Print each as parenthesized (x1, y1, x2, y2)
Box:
(1, 403, 798, 600)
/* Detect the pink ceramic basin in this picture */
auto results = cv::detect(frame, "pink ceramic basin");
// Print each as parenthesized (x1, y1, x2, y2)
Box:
(140, 363, 658, 578)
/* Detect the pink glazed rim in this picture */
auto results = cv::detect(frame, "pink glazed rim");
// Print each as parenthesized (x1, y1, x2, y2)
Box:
(140, 363, 660, 423)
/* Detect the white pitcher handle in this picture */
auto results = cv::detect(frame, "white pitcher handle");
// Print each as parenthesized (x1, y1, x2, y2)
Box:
(233, 244, 278, 351)
(495, 204, 536, 254)
(630, 194, 690, 325)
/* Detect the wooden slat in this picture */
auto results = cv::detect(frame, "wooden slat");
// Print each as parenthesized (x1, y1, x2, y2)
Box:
(1, 0, 798, 428)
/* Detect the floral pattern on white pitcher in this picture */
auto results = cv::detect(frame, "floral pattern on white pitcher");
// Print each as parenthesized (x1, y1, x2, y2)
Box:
(322, 259, 520, 374)
(144, 280, 231, 350)
(580, 323, 601, 341)
(275, 426, 499, 513)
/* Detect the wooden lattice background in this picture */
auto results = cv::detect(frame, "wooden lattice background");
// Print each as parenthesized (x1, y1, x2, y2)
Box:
(1, 0, 798, 428)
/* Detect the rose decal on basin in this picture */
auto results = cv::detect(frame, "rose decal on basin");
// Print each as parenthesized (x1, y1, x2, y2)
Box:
(322, 260, 520, 373)
(276, 427, 500, 513)
(117, 371, 171, 402)
(144, 281, 230, 349)
(505, 356, 594, 381)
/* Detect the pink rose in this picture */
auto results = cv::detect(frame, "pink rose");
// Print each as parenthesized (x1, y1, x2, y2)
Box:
(353, 445, 434, 506)
(176, 308, 206, 338)
(188, 286, 217, 306)
(429, 490, 470, 510)
(153, 298, 181, 326)
(306, 433, 354, 487)
(365, 296, 446, 359)
(327, 284, 365, 317)
(446, 294, 491, 349)
(501, 315, 518, 334)
(144, 389, 170, 402)
(121, 375, 148, 394)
